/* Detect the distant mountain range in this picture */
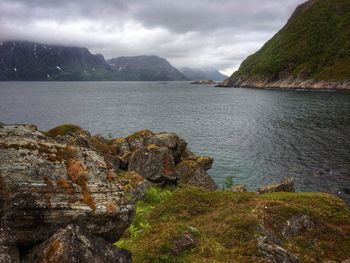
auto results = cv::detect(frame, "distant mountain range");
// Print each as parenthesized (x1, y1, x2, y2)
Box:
(179, 67, 227, 81)
(0, 41, 224, 81)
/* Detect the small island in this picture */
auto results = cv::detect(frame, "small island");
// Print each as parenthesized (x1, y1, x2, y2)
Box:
(190, 80, 215, 85)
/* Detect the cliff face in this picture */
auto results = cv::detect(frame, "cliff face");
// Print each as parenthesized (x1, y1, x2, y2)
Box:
(225, 0, 350, 90)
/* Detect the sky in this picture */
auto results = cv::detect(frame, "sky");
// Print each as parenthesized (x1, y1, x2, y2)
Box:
(0, 0, 306, 76)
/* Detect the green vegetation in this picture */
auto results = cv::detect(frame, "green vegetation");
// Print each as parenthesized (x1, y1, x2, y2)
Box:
(117, 186, 350, 263)
(44, 124, 83, 137)
(222, 175, 234, 190)
(231, 0, 350, 82)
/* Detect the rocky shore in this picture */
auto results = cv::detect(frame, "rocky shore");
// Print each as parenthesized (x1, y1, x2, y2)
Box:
(0, 123, 349, 262)
(216, 76, 350, 90)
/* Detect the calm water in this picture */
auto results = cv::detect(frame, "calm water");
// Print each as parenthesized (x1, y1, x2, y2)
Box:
(1, 82, 350, 202)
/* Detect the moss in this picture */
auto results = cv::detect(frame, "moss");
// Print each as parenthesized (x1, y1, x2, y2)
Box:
(126, 130, 154, 141)
(117, 187, 350, 262)
(44, 124, 83, 137)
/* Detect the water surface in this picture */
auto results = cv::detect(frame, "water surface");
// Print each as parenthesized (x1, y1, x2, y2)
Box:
(1, 81, 349, 202)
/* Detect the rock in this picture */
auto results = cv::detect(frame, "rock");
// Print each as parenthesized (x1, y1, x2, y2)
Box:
(0, 225, 19, 263)
(257, 178, 295, 194)
(149, 132, 187, 164)
(257, 237, 299, 263)
(176, 159, 217, 191)
(0, 124, 134, 248)
(170, 233, 198, 256)
(111, 138, 131, 156)
(125, 130, 155, 151)
(226, 185, 247, 193)
(282, 215, 314, 239)
(342, 260, 350, 263)
(187, 156, 213, 171)
(128, 145, 178, 183)
(44, 124, 93, 148)
(25, 224, 131, 263)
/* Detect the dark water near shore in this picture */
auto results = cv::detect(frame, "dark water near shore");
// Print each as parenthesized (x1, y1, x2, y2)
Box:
(1, 81, 350, 202)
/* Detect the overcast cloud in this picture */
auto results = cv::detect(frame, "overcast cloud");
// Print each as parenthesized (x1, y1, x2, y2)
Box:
(0, 0, 305, 75)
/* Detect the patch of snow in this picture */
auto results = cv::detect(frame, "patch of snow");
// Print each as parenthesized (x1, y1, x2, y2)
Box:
(47, 74, 50, 78)
(118, 67, 122, 71)
(14, 67, 17, 72)
(56, 66, 61, 70)
(43, 45, 47, 50)
(92, 67, 95, 71)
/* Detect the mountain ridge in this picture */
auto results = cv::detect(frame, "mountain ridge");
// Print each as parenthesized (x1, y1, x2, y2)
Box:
(223, 0, 350, 90)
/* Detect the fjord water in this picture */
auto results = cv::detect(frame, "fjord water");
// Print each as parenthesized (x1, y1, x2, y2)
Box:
(1, 81, 349, 196)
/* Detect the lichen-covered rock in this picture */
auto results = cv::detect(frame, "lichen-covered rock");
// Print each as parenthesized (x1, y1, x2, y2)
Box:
(25, 224, 131, 263)
(0, 225, 19, 263)
(282, 215, 314, 239)
(176, 159, 217, 191)
(111, 138, 131, 156)
(187, 156, 213, 171)
(170, 233, 198, 256)
(257, 237, 299, 263)
(149, 132, 187, 164)
(0, 124, 134, 248)
(257, 178, 295, 194)
(128, 145, 178, 183)
(125, 130, 155, 151)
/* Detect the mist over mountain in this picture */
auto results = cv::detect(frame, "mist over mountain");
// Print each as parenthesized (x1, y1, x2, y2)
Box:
(179, 67, 227, 81)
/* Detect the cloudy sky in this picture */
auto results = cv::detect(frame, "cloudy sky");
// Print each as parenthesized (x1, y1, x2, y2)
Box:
(0, 0, 305, 75)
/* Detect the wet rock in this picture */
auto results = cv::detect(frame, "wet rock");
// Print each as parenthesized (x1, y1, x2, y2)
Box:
(257, 237, 299, 263)
(170, 233, 198, 256)
(282, 215, 314, 239)
(25, 224, 131, 263)
(0, 225, 19, 263)
(128, 145, 178, 183)
(0, 124, 134, 248)
(176, 159, 217, 191)
(257, 178, 295, 194)
(149, 132, 187, 164)
(125, 130, 155, 151)
(226, 185, 247, 193)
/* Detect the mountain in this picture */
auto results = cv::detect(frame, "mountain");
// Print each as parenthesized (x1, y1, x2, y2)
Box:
(223, 0, 350, 90)
(0, 41, 113, 81)
(0, 41, 188, 81)
(108, 55, 188, 81)
(179, 67, 227, 81)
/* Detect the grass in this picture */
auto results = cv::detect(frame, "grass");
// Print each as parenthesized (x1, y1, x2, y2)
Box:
(44, 124, 83, 137)
(117, 186, 350, 263)
(231, 0, 350, 82)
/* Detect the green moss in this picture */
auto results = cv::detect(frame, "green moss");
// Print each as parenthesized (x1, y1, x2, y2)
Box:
(231, 0, 350, 82)
(44, 124, 83, 137)
(126, 130, 154, 141)
(118, 186, 350, 263)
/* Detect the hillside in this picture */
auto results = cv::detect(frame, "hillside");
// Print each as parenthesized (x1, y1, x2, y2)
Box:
(179, 67, 227, 81)
(0, 41, 188, 81)
(0, 41, 112, 81)
(108, 55, 188, 81)
(224, 0, 350, 89)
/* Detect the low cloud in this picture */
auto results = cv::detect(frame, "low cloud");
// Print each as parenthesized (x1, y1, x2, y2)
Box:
(0, 0, 305, 76)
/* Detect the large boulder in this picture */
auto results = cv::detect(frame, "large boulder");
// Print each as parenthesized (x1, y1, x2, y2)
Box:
(125, 130, 155, 151)
(128, 145, 178, 183)
(257, 178, 295, 194)
(25, 224, 131, 263)
(176, 159, 217, 191)
(0, 124, 134, 248)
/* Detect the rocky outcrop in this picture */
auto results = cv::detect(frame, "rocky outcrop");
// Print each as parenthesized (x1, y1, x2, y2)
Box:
(0, 225, 19, 263)
(25, 224, 131, 263)
(282, 215, 314, 239)
(0, 124, 134, 248)
(257, 178, 295, 194)
(218, 76, 350, 90)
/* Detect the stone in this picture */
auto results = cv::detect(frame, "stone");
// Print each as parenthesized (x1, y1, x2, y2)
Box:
(226, 185, 247, 193)
(125, 130, 155, 151)
(111, 138, 131, 156)
(149, 132, 187, 164)
(188, 156, 213, 171)
(0, 124, 134, 248)
(128, 145, 178, 183)
(0, 225, 19, 263)
(257, 237, 299, 263)
(170, 233, 198, 256)
(257, 178, 295, 194)
(282, 215, 314, 239)
(176, 159, 217, 191)
(25, 224, 131, 263)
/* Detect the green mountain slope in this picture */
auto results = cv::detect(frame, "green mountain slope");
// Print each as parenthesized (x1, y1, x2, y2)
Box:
(226, 0, 350, 89)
